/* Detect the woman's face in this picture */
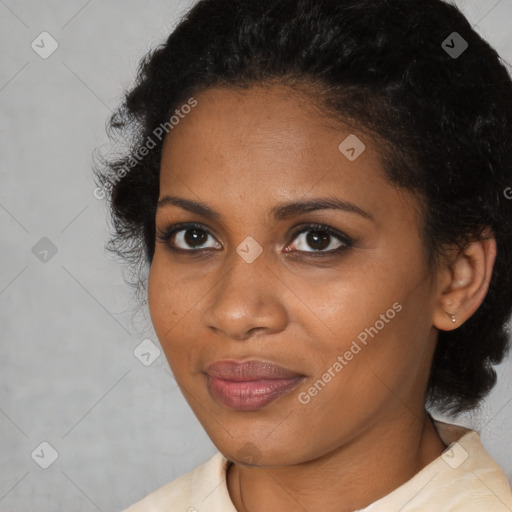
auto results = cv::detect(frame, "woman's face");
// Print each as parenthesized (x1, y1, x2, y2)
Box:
(148, 85, 441, 466)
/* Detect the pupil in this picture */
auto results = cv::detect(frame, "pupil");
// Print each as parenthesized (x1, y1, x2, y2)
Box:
(185, 228, 207, 247)
(307, 230, 329, 250)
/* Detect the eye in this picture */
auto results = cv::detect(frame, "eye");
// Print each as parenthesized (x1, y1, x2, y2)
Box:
(286, 223, 352, 254)
(156, 223, 221, 251)
(156, 222, 352, 256)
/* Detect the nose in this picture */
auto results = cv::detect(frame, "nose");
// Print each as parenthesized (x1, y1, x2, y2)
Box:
(202, 251, 288, 342)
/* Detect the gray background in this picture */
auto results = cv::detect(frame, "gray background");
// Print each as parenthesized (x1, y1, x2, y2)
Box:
(1, 1, 511, 510)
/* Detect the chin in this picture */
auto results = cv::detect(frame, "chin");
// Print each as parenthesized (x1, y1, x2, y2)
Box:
(215, 436, 306, 468)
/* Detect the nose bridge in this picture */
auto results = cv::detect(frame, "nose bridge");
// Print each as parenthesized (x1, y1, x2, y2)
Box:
(226, 245, 272, 300)
(203, 245, 287, 340)
(221, 244, 273, 309)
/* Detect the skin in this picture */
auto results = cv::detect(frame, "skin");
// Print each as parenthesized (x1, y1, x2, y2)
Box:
(147, 84, 496, 512)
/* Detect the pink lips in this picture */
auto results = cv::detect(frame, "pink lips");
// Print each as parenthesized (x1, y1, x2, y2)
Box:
(205, 359, 305, 410)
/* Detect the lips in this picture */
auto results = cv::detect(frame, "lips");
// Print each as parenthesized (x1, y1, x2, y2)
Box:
(205, 359, 303, 381)
(204, 359, 305, 410)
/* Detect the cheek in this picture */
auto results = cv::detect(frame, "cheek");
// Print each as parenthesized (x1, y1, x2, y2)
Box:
(293, 253, 431, 388)
(147, 261, 184, 349)
(148, 254, 195, 325)
(147, 259, 204, 375)
(305, 285, 432, 412)
(147, 262, 168, 332)
(287, 258, 402, 348)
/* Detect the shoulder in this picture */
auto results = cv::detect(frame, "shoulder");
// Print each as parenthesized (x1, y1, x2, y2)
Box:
(121, 451, 235, 512)
(362, 419, 512, 511)
(434, 420, 512, 510)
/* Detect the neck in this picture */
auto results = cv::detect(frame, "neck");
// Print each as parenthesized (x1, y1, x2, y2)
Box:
(226, 411, 446, 512)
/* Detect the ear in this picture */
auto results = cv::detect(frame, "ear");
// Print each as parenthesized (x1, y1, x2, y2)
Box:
(432, 231, 497, 331)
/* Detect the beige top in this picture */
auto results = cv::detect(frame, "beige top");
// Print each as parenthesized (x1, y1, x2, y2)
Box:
(122, 420, 512, 511)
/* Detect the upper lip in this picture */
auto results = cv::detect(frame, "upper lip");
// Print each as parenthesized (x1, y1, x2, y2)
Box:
(205, 359, 304, 381)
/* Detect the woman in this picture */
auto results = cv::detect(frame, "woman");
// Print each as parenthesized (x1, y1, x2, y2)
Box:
(94, 0, 512, 510)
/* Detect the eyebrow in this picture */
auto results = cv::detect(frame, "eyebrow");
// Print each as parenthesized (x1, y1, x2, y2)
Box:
(157, 195, 374, 222)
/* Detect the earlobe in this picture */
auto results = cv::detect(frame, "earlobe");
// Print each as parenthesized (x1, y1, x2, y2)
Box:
(432, 235, 497, 331)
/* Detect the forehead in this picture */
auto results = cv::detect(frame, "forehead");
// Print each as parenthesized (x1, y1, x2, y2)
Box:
(163, 86, 333, 165)
(161, 86, 383, 187)
(157, 85, 419, 230)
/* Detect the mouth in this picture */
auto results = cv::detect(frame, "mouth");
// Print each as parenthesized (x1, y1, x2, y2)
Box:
(204, 359, 306, 411)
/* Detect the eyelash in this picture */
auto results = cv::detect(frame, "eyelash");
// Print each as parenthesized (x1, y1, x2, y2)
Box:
(155, 222, 353, 257)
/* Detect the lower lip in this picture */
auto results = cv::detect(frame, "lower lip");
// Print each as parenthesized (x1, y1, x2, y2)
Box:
(206, 375, 304, 410)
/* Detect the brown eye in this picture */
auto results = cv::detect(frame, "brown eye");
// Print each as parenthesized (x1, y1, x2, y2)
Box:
(288, 225, 351, 254)
(305, 230, 332, 251)
(184, 228, 207, 247)
(173, 227, 221, 250)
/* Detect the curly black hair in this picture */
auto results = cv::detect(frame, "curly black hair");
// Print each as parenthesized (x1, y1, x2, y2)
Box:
(93, 0, 512, 415)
